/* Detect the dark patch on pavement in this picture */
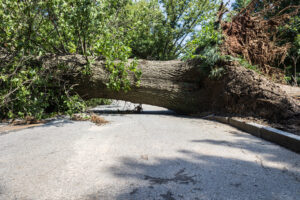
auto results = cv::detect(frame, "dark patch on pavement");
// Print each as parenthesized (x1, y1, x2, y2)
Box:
(227, 131, 241, 135)
(192, 187, 202, 191)
(144, 168, 196, 185)
(281, 166, 300, 183)
(160, 190, 176, 200)
(230, 182, 242, 187)
(0, 183, 5, 195)
(130, 188, 138, 195)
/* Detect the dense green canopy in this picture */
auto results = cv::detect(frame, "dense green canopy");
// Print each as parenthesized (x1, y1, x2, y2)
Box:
(0, 0, 217, 119)
(0, 0, 298, 119)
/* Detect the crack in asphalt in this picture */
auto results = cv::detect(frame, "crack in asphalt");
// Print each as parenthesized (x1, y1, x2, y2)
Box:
(255, 155, 270, 175)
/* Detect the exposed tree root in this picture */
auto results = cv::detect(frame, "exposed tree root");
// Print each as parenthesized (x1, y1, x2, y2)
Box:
(219, 0, 299, 82)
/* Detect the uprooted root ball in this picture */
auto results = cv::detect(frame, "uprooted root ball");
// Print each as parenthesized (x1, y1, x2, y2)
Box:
(219, 0, 299, 82)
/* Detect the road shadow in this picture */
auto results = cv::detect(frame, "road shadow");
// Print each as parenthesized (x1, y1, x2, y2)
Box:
(89, 103, 176, 116)
(90, 105, 212, 121)
(84, 133, 300, 200)
(0, 184, 3, 195)
(91, 109, 176, 116)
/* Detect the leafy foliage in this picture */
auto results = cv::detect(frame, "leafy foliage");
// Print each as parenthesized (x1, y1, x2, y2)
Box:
(156, 0, 217, 60)
(0, 0, 217, 119)
(228, 56, 261, 74)
(0, 0, 138, 119)
(182, 8, 225, 79)
(122, 0, 218, 60)
(1, 0, 296, 120)
(278, 15, 300, 85)
(122, 0, 167, 60)
(231, 0, 252, 11)
(85, 98, 112, 108)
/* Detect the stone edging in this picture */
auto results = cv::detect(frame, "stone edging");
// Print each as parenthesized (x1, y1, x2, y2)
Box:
(205, 115, 300, 153)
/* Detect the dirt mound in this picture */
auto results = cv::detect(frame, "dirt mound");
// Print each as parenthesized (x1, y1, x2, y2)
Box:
(198, 0, 300, 133)
(201, 61, 299, 121)
(223, 63, 299, 120)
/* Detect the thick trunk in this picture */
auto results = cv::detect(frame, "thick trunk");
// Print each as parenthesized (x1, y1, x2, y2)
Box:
(43, 54, 299, 122)
(44, 55, 202, 113)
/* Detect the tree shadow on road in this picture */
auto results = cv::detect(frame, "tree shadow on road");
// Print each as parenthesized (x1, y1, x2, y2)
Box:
(84, 132, 300, 200)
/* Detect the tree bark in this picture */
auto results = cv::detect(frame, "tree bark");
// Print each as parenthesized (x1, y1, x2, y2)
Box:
(42, 54, 299, 122)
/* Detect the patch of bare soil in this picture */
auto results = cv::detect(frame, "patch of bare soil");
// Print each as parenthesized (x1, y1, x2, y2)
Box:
(0, 113, 109, 134)
(223, 64, 299, 135)
(198, 62, 299, 135)
(209, 0, 300, 135)
(273, 84, 300, 134)
(234, 116, 300, 135)
(204, 63, 299, 118)
(0, 124, 44, 134)
(277, 84, 300, 103)
(0, 117, 48, 134)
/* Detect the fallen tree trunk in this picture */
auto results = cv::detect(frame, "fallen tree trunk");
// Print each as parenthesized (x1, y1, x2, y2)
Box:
(43, 54, 299, 122)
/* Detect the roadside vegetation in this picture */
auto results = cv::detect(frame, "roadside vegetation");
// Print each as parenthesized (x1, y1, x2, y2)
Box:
(0, 0, 299, 121)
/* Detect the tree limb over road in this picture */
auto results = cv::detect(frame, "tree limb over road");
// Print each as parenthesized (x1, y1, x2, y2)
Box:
(41, 54, 299, 123)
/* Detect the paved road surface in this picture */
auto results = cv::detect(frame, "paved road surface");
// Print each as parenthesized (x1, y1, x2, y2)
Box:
(0, 102, 299, 200)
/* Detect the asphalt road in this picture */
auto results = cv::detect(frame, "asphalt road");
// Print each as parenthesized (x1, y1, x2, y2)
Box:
(0, 102, 299, 200)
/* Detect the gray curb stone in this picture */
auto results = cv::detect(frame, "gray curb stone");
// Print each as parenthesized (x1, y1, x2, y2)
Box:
(260, 127, 300, 153)
(206, 115, 300, 153)
(229, 118, 262, 137)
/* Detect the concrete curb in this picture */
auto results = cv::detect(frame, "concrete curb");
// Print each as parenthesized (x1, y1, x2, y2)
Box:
(205, 115, 300, 153)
